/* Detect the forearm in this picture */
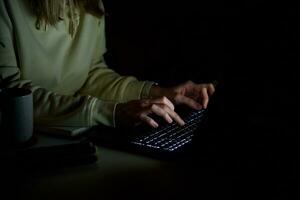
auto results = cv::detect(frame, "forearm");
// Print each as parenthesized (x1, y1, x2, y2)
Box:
(1, 67, 116, 128)
(149, 84, 169, 99)
(78, 64, 155, 102)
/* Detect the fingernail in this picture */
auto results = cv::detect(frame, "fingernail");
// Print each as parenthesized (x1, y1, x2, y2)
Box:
(153, 122, 159, 128)
(180, 120, 186, 126)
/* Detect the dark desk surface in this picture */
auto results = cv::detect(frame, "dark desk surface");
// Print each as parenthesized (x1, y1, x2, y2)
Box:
(13, 137, 226, 200)
(2, 135, 230, 200)
(2, 116, 300, 200)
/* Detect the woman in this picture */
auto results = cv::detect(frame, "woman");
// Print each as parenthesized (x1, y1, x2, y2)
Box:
(0, 0, 215, 130)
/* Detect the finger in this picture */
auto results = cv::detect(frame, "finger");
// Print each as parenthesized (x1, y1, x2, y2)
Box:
(200, 87, 209, 109)
(162, 105, 186, 126)
(174, 94, 202, 110)
(149, 96, 175, 110)
(150, 104, 173, 123)
(140, 113, 159, 128)
(151, 104, 186, 126)
(207, 83, 215, 96)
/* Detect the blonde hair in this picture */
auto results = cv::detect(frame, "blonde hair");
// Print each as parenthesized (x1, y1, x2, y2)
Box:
(28, 0, 104, 37)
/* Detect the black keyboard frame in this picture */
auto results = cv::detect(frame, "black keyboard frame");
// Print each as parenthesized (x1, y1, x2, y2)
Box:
(130, 109, 206, 153)
(90, 107, 209, 160)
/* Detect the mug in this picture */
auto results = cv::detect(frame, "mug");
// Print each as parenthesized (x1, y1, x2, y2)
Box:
(0, 88, 33, 148)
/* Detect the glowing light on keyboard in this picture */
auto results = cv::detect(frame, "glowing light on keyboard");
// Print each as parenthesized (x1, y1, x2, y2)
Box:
(131, 110, 205, 152)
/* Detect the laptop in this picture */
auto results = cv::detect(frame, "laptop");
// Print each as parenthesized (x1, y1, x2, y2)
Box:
(88, 81, 232, 161)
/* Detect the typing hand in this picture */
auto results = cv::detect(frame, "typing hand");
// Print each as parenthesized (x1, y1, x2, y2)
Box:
(149, 80, 215, 110)
(115, 97, 185, 128)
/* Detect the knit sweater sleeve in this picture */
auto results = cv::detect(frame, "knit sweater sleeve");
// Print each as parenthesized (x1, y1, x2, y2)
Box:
(0, 0, 117, 128)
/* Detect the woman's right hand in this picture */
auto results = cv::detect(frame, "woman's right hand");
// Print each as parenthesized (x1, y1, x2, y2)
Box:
(115, 96, 185, 128)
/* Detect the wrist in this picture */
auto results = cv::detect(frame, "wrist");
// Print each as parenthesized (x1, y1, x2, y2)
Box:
(149, 83, 162, 98)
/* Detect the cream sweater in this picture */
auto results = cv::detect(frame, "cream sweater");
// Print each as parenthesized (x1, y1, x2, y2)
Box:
(0, 0, 154, 128)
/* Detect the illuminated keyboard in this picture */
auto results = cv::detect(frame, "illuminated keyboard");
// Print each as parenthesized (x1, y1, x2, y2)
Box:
(131, 109, 206, 152)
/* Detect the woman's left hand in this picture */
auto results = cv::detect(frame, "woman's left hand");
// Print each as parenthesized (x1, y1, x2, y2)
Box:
(149, 80, 215, 110)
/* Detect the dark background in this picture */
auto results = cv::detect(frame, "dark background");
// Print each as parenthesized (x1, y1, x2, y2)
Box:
(100, 4, 300, 196)
(102, 0, 299, 117)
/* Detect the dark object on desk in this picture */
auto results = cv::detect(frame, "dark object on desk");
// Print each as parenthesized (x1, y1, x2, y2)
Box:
(88, 81, 226, 161)
(1, 140, 98, 171)
(129, 109, 206, 152)
(90, 106, 208, 160)
(88, 79, 246, 161)
(88, 81, 228, 161)
(89, 83, 217, 161)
